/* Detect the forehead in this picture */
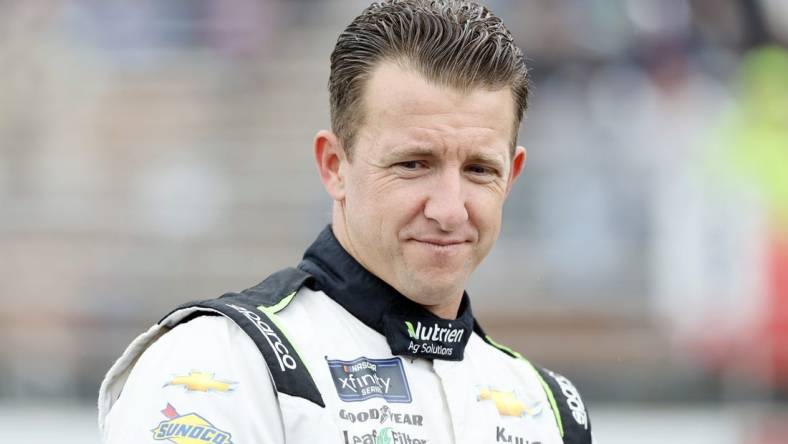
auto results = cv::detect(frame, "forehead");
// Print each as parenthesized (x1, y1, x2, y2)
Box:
(357, 61, 516, 147)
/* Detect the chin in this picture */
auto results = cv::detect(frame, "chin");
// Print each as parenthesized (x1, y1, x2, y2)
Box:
(404, 274, 465, 303)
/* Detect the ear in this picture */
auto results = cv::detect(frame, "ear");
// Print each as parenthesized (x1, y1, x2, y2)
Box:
(314, 130, 347, 201)
(505, 145, 526, 196)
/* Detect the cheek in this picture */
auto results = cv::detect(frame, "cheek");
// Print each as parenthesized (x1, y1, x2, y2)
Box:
(347, 176, 420, 237)
(369, 177, 426, 215)
(468, 189, 506, 233)
(382, 189, 425, 235)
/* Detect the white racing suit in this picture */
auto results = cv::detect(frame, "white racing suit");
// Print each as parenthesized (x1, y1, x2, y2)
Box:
(99, 227, 594, 444)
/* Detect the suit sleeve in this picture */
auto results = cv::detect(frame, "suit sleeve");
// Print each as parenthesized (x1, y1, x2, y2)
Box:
(102, 315, 286, 443)
(536, 367, 594, 444)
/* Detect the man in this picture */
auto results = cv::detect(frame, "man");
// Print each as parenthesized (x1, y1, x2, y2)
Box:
(99, 1, 594, 443)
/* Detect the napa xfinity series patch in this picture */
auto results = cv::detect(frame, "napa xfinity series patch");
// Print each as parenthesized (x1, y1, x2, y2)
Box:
(327, 357, 412, 403)
(151, 403, 233, 444)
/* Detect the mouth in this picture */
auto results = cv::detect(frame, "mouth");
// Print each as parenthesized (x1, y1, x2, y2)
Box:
(410, 238, 470, 254)
(415, 238, 467, 246)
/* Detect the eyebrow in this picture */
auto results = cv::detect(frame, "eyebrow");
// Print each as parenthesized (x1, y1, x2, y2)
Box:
(380, 146, 436, 163)
(467, 152, 507, 167)
(381, 146, 507, 167)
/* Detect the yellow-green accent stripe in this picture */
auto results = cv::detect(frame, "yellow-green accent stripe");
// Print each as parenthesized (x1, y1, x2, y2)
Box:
(529, 363, 565, 438)
(484, 335, 524, 360)
(257, 292, 318, 380)
(265, 291, 297, 314)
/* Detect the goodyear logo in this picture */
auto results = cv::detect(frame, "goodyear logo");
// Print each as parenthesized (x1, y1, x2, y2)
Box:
(477, 387, 542, 418)
(165, 371, 236, 393)
(152, 403, 233, 444)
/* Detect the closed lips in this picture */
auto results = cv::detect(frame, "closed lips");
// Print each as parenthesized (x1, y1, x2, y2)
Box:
(413, 239, 467, 246)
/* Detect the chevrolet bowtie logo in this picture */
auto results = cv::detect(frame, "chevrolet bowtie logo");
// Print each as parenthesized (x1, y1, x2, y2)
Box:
(477, 387, 541, 418)
(165, 371, 236, 393)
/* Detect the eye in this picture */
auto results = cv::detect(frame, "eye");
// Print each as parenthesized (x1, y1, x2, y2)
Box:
(391, 160, 429, 178)
(395, 160, 423, 170)
(466, 164, 498, 176)
(392, 160, 430, 175)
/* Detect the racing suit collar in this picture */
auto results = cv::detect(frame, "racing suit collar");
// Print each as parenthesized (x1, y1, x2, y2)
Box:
(298, 226, 474, 361)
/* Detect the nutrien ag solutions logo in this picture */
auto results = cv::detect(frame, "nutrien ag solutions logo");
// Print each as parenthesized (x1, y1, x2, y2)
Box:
(327, 357, 412, 403)
(404, 321, 464, 357)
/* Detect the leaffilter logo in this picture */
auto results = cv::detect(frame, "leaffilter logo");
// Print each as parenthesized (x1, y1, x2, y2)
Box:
(341, 427, 427, 444)
(377, 427, 393, 444)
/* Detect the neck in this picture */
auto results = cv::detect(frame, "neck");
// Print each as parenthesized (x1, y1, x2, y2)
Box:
(419, 297, 462, 320)
(331, 207, 463, 320)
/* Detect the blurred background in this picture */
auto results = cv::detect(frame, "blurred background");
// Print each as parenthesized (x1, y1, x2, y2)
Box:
(1, 0, 786, 442)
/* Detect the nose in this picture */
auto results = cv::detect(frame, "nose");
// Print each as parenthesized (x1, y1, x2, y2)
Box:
(423, 170, 469, 231)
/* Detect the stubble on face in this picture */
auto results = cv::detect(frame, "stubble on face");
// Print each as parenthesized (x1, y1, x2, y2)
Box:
(331, 61, 521, 319)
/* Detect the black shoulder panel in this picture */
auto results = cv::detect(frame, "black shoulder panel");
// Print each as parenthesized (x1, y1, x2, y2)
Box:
(225, 267, 314, 308)
(160, 267, 324, 408)
(535, 366, 592, 444)
(162, 267, 313, 319)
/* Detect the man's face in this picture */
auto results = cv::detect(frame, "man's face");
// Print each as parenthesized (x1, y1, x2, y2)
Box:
(322, 61, 525, 317)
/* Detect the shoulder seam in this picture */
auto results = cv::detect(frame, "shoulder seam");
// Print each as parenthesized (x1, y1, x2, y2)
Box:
(259, 290, 298, 314)
(157, 267, 325, 409)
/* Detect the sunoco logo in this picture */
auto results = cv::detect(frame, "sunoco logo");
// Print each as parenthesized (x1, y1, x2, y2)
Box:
(151, 403, 233, 444)
(327, 357, 412, 403)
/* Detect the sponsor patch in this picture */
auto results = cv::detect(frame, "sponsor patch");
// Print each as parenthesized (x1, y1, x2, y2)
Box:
(339, 405, 424, 427)
(384, 313, 472, 361)
(327, 357, 412, 403)
(151, 403, 233, 444)
(496, 426, 541, 444)
(405, 321, 465, 344)
(164, 371, 236, 393)
(402, 320, 465, 359)
(342, 427, 427, 444)
(477, 387, 543, 418)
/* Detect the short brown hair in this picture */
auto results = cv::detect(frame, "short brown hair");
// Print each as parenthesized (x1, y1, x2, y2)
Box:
(329, 0, 530, 159)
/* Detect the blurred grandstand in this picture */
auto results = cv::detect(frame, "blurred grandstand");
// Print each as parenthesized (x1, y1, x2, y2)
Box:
(1, 1, 787, 442)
